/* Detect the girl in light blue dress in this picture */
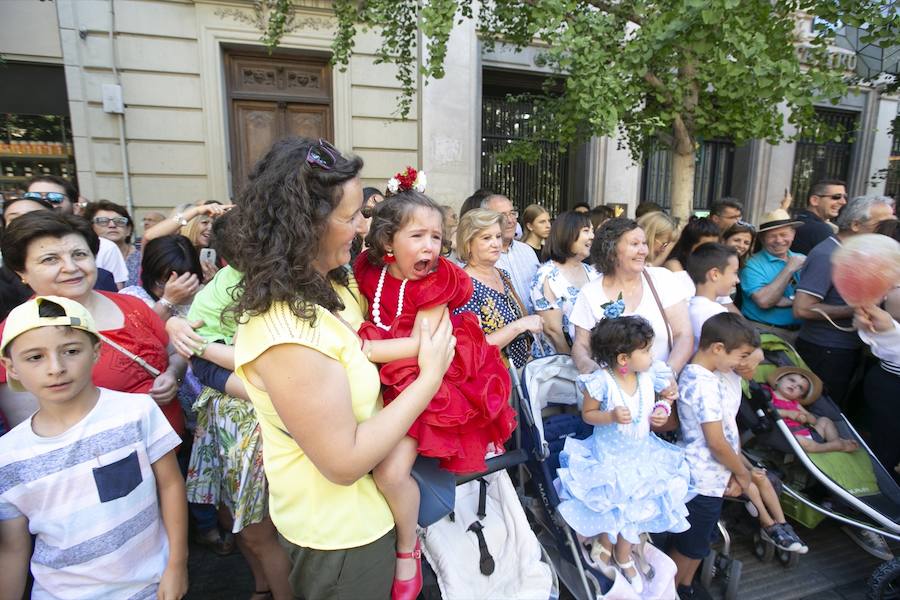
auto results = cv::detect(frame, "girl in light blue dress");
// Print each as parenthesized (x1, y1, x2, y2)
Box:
(556, 315, 694, 592)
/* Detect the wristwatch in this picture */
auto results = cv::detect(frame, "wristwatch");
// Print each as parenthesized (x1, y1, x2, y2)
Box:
(173, 213, 188, 226)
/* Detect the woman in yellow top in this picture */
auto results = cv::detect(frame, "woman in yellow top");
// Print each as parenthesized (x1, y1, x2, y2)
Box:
(230, 137, 455, 600)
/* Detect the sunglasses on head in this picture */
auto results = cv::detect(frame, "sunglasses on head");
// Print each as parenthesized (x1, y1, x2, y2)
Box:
(23, 191, 67, 205)
(93, 216, 129, 227)
(306, 139, 340, 171)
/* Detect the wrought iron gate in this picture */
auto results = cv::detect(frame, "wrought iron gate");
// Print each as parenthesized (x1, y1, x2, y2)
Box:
(640, 140, 735, 211)
(790, 108, 858, 207)
(480, 94, 570, 216)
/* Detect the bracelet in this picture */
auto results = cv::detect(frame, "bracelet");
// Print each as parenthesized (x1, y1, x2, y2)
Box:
(192, 339, 210, 357)
(158, 297, 177, 312)
(173, 213, 188, 226)
(652, 401, 672, 417)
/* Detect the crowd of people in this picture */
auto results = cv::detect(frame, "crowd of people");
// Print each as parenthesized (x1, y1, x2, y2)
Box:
(0, 138, 896, 600)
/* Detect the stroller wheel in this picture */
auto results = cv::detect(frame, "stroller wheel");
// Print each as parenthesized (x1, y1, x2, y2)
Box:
(700, 550, 717, 589)
(776, 548, 801, 569)
(866, 557, 900, 600)
(724, 559, 742, 600)
(752, 531, 775, 562)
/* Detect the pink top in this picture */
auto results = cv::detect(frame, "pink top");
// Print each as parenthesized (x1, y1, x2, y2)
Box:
(766, 385, 811, 438)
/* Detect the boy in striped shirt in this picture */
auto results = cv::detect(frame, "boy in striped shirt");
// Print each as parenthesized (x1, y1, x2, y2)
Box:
(0, 296, 187, 600)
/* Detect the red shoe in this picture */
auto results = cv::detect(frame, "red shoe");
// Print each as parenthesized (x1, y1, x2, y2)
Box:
(391, 538, 423, 600)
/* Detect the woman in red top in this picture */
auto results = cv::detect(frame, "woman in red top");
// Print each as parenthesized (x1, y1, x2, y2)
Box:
(0, 211, 187, 435)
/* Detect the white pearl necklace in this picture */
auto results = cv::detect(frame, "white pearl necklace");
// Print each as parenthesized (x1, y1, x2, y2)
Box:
(372, 265, 408, 331)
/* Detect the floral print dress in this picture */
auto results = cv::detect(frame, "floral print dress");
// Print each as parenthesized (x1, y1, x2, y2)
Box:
(530, 261, 599, 351)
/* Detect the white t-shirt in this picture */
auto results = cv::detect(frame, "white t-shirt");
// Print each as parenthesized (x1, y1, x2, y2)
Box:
(96, 238, 129, 284)
(569, 266, 688, 363)
(0, 389, 180, 599)
(676, 365, 742, 497)
(689, 295, 728, 353)
(673, 270, 733, 306)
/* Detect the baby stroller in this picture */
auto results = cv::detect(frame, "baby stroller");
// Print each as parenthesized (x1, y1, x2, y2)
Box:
(737, 334, 900, 593)
(513, 354, 679, 599)
(412, 361, 560, 600)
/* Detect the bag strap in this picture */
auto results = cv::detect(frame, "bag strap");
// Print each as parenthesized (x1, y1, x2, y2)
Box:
(642, 268, 673, 353)
(98, 333, 162, 378)
(497, 268, 527, 319)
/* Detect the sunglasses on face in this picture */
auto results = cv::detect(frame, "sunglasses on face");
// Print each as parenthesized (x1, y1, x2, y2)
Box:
(306, 139, 340, 171)
(93, 216, 129, 227)
(818, 193, 847, 201)
(23, 191, 67, 205)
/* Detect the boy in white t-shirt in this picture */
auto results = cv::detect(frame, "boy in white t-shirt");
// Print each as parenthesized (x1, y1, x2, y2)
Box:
(669, 313, 759, 600)
(686, 243, 740, 353)
(0, 296, 187, 600)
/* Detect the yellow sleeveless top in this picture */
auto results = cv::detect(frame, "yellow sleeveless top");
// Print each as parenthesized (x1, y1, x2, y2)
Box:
(234, 277, 393, 549)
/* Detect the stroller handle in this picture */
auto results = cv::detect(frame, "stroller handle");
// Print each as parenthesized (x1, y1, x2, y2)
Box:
(456, 449, 529, 485)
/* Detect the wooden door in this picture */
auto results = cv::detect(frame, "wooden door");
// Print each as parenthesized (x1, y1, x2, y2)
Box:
(226, 50, 333, 196)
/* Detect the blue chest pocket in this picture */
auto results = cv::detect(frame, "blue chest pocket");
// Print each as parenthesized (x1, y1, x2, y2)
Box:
(93, 450, 143, 502)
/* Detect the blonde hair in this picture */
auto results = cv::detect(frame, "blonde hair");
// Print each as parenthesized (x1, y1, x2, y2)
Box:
(637, 211, 677, 262)
(456, 208, 503, 264)
(169, 201, 217, 248)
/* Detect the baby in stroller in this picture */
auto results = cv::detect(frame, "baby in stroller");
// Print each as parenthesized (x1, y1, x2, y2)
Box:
(765, 366, 859, 453)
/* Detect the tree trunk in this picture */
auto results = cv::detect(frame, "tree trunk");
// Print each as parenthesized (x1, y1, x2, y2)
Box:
(670, 149, 695, 223)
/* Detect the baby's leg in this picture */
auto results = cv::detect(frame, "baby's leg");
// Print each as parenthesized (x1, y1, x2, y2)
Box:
(811, 416, 859, 452)
(373, 436, 420, 580)
(590, 533, 614, 565)
(796, 433, 856, 453)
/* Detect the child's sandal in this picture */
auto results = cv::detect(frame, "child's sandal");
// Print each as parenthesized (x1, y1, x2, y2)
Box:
(614, 556, 643, 594)
(586, 540, 617, 580)
(632, 535, 656, 580)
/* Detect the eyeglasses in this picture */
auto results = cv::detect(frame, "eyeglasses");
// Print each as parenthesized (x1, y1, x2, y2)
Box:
(500, 210, 519, 220)
(93, 216, 129, 227)
(817, 193, 848, 201)
(23, 191, 67, 205)
(306, 139, 340, 170)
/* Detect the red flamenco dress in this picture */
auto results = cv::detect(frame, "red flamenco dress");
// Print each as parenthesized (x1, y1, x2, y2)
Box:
(354, 252, 516, 474)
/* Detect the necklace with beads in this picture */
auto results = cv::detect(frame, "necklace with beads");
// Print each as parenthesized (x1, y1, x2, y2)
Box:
(372, 265, 408, 331)
(607, 368, 645, 436)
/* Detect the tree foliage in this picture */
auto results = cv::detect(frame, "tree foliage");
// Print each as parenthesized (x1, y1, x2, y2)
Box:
(262, 0, 898, 218)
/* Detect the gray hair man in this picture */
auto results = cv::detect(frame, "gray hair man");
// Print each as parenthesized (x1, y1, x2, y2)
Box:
(793, 195, 895, 409)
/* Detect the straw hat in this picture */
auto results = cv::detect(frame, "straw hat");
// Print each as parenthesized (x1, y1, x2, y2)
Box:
(757, 208, 803, 234)
(766, 366, 823, 406)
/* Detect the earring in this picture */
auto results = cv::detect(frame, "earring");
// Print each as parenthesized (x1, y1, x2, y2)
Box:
(384, 251, 396, 264)
(618, 365, 628, 375)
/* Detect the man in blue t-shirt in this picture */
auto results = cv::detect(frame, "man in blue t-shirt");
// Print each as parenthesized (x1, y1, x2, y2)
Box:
(739, 209, 805, 342)
(793, 196, 895, 408)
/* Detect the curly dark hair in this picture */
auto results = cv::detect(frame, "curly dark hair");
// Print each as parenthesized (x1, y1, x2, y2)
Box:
(231, 137, 363, 323)
(589, 217, 641, 274)
(589, 316, 655, 368)
(364, 190, 448, 265)
(2, 210, 100, 274)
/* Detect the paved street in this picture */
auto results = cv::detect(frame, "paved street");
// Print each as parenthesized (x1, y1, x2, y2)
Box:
(184, 518, 895, 599)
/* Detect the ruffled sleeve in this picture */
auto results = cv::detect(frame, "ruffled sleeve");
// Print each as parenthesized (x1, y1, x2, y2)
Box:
(576, 370, 611, 411)
(649, 360, 675, 393)
(530, 264, 557, 312)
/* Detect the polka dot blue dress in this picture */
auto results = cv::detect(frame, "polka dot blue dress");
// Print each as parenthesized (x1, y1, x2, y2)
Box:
(555, 363, 695, 544)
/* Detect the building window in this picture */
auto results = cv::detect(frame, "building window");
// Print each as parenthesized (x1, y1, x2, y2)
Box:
(789, 107, 858, 207)
(480, 69, 570, 215)
(640, 140, 735, 212)
(884, 128, 900, 201)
